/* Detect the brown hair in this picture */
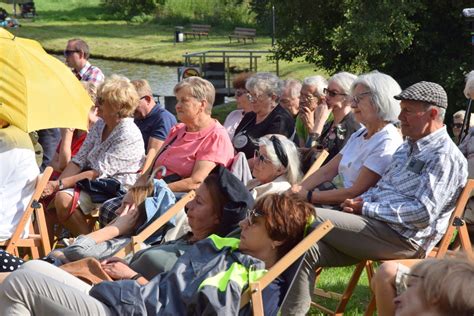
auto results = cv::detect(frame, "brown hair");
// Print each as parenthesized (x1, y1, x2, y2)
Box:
(411, 257, 474, 315)
(233, 72, 254, 90)
(255, 194, 315, 258)
(68, 38, 90, 59)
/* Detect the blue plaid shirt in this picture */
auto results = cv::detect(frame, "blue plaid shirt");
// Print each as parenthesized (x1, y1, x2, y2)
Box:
(361, 127, 467, 253)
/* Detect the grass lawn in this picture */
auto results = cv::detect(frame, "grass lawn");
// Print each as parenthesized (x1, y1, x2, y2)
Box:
(2, 1, 369, 314)
(3, 0, 325, 80)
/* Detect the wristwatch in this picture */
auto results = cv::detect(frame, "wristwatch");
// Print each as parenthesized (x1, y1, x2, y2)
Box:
(309, 132, 320, 141)
(58, 179, 64, 190)
(307, 189, 315, 203)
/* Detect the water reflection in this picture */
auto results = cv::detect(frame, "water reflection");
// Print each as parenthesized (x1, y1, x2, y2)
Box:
(54, 55, 178, 97)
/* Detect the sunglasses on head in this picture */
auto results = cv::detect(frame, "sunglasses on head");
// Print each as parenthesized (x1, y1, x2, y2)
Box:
(246, 209, 265, 225)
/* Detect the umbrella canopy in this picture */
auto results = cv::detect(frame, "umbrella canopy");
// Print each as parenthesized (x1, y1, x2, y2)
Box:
(0, 28, 92, 132)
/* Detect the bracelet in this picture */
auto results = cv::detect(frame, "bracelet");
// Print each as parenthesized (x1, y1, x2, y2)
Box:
(58, 179, 64, 191)
(131, 273, 142, 280)
(306, 189, 314, 203)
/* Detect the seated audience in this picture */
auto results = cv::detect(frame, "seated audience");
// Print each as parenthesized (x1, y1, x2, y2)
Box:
(99, 77, 234, 226)
(247, 134, 302, 200)
(372, 258, 474, 316)
(233, 72, 295, 159)
(279, 78, 302, 119)
(296, 75, 328, 147)
(0, 193, 314, 315)
(45, 166, 251, 279)
(42, 75, 145, 236)
(132, 79, 176, 154)
(292, 71, 403, 206)
(281, 81, 468, 314)
(223, 72, 254, 139)
(311, 72, 361, 163)
(0, 118, 39, 241)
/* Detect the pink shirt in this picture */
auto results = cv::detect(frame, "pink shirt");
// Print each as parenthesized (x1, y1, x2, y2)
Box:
(154, 121, 234, 178)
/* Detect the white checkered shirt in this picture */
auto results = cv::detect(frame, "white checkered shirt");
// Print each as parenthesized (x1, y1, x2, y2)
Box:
(360, 127, 467, 254)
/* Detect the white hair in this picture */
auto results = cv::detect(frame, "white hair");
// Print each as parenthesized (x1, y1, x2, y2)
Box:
(246, 72, 281, 97)
(464, 71, 474, 100)
(302, 75, 328, 96)
(258, 134, 302, 184)
(351, 71, 402, 122)
(279, 79, 302, 98)
(328, 72, 357, 94)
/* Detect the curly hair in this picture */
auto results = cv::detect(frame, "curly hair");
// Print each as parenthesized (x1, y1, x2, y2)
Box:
(97, 74, 139, 118)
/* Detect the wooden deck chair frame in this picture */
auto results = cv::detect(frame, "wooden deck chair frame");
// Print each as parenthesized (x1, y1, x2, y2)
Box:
(302, 149, 329, 181)
(313, 179, 474, 316)
(239, 220, 334, 315)
(364, 179, 474, 315)
(0, 166, 53, 259)
(113, 190, 196, 258)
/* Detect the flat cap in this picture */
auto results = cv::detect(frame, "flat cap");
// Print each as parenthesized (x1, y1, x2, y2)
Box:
(394, 81, 447, 109)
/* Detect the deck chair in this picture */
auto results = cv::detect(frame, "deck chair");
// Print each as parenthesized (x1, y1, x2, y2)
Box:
(302, 150, 329, 181)
(364, 179, 474, 315)
(113, 190, 196, 258)
(0, 166, 53, 259)
(239, 219, 334, 316)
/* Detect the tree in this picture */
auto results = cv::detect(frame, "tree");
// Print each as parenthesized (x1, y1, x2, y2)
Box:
(253, 0, 473, 118)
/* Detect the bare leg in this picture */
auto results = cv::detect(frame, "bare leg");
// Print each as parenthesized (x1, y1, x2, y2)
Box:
(372, 261, 398, 316)
(55, 192, 91, 236)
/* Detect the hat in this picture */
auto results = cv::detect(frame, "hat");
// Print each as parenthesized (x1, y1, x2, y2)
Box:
(394, 81, 448, 109)
(211, 165, 254, 237)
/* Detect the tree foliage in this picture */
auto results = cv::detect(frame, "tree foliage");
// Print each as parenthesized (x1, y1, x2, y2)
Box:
(253, 0, 473, 115)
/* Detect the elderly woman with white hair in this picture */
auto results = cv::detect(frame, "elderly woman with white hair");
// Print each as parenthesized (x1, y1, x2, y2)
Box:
(279, 78, 302, 118)
(310, 72, 362, 162)
(233, 72, 295, 159)
(247, 134, 302, 199)
(291, 71, 403, 206)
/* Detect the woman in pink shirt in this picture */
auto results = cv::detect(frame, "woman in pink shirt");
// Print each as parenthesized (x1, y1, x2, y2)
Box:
(99, 77, 234, 226)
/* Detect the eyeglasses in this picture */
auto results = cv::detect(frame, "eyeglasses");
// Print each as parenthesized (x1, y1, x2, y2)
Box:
(63, 50, 80, 57)
(235, 89, 249, 98)
(350, 91, 372, 106)
(247, 93, 269, 103)
(324, 88, 347, 98)
(300, 93, 318, 103)
(453, 123, 463, 129)
(254, 149, 272, 165)
(246, 208, 265, 225)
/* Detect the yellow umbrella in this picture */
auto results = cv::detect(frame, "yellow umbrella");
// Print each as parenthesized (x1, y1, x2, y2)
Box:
(0, 28, 92, 132)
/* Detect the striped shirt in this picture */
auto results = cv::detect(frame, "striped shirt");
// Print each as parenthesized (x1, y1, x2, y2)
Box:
(360, 127, 467, 254)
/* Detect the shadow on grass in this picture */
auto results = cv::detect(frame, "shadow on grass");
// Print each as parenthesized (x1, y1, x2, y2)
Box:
(35, 6, 113, 22)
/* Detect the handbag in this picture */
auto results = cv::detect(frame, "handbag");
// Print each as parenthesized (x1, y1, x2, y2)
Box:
(76, 178, 126, 203)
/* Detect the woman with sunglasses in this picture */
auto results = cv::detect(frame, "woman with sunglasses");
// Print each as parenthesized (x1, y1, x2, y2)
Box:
(223, 72, 254, 139)
(248, 134, 302, 200)
(309, 72, 362, 163)
(291, 71, 403, 207)
(41, 75, 145, 237)
(233, 72, 295, 159)
(0, 194, 314, 315)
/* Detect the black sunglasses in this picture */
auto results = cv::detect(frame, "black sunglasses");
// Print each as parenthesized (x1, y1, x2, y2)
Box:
(453, 123, 463, 129)
(323, 88, 347, 98)
(64, 50, 80, 57)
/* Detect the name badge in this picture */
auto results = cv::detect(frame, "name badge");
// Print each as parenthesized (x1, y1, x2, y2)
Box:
(407, 158, 425, 174)
(233, 133, 248, 149)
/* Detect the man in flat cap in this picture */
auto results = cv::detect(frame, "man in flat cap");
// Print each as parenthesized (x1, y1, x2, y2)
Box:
(282, 81, 468, 315)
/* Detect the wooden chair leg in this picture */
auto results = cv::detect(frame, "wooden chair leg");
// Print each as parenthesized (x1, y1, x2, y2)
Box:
(334, 261, 367, 314)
